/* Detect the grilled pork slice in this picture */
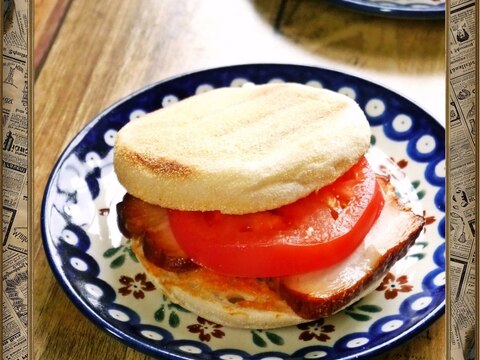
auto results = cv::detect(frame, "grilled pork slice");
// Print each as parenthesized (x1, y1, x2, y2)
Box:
(117, 194, 198, 272)
(272, 186, 425, 319)
(117, 182, 424, 329)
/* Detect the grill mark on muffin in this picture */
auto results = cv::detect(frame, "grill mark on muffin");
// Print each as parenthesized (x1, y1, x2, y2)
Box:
(132, 153, 193, 177)
(264, 102, 348, 143)
(201, 99, 349, 155)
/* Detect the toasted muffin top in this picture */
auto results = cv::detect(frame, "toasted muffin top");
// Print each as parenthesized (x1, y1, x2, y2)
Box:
(114, 83, 371, 214)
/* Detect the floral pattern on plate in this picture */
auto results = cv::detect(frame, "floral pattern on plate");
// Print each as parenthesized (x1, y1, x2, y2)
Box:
(42, 64, 445, 359)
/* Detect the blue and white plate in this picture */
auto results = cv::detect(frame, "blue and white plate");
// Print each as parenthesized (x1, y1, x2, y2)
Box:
(42, 64, 445, 359)
(329, 0, 445, 18)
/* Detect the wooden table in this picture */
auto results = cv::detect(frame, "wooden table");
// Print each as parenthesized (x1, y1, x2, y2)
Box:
(34, 1, 445, 359)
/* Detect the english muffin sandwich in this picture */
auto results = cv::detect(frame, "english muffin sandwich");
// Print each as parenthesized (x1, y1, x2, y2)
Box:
(114, 83, 424, 329)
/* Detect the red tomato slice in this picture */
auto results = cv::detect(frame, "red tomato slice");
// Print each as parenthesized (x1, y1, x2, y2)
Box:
(168, 157, 384, 277)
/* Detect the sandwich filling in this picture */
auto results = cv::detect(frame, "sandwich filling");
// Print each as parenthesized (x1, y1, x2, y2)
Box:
(166, 156, 384, 277)
(116, 163, 424, 324)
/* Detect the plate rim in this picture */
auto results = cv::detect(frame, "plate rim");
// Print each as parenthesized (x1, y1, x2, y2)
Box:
(41, 63, 445, 360)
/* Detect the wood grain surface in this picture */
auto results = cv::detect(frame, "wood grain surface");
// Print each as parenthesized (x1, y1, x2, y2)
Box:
(33, 1, 445, 359)
(33, 0, 72, 73)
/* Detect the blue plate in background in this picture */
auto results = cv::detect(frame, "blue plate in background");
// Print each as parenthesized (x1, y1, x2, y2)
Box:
(329, 0, 444, 19)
